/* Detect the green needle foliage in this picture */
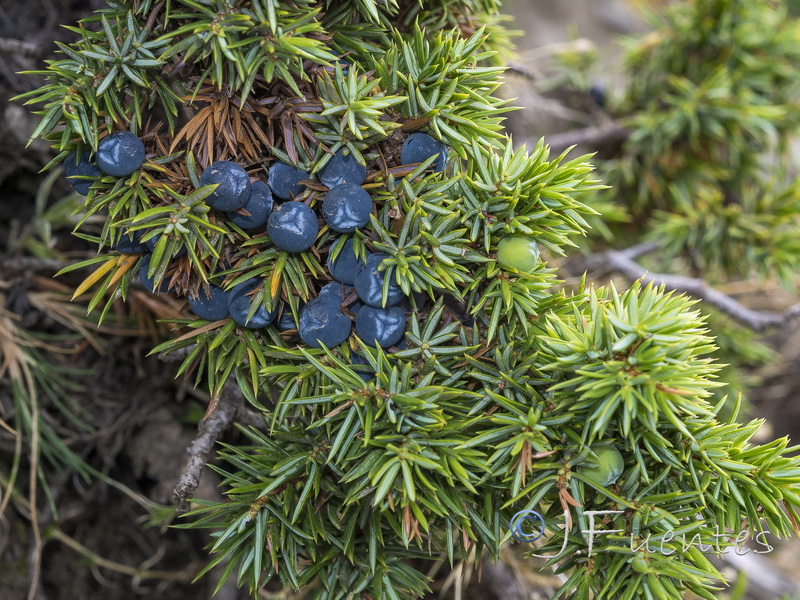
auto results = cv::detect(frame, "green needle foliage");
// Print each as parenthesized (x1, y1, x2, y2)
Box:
(15, 0, 800, 599)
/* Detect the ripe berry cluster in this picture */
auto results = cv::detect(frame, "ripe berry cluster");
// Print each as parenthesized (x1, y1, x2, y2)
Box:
(63, 127, 471, 366)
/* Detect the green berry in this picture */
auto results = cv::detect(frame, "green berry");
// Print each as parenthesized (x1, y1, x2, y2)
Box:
(631, 555, 650, 574)
(578, 445, 624, 487)
(496, 237, 540, 272)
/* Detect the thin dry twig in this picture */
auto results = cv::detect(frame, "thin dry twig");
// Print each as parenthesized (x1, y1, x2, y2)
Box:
(162, 347, 267, 505)
(157, 344, 197, 362)
(588, 243, 800, 331)
(236, 405, 267, 431)
(173, 379, 247, 512)
(545, 122, 630, 153)
(49, 527, 196, 582)
(0, 257, 68, 275)
(718, 550, 798, 600)
(505, 63, 538, 82)
(0, 37, 46, 58)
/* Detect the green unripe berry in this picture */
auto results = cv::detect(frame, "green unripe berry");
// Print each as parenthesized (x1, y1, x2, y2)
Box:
(496, 236, 540, 272)
(578, 445, 624, 487)
(631, 555, 650, 574)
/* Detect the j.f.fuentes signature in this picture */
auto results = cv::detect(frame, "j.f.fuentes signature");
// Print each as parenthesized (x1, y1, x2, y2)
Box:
(510, 509, 775, 558)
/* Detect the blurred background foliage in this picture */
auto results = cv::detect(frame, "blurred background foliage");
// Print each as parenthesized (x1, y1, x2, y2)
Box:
(506, 0, 800, 422)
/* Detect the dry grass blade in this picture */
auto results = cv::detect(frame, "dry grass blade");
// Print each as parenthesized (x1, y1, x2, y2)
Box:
(0, 306, 42, 600)
(26, 292, 104, 353)
(0, 310, 36, 398)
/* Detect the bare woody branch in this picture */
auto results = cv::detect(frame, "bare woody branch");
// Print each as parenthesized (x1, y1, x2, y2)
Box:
(173, 379, 249, 512)
(588, 243, 800, 331)
(545, 122, 630, 153)
(505, 63, 538, 82)
(478, 560, 531, 600)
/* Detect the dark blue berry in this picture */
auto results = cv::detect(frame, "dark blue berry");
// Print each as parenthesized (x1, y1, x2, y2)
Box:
(96, 131, 146, 177)
(350, 352, 374, 382)
(319, 149, 367, 188)
(318, 281, 356, 303)
(227, 181, 273, 230)
(187, 285, 230, 321)
(227, 280, 277, 329)
(267, 163, 309, 200)
(411, 290, 428, 309)
(277, 303, 302, 331)
(63, 152, 101, 195)
(444, 294, 473, 324)
(267, 201, 319, 252)
(395, 296, 413, 313)
(334, 57, 350, 75)
(323, 46, 351, 74)
(353, 253, 403, 308)
(327, 238, 365, 285)
(400, 133, 448, 173)
(145, 232, 187, 257)
(298, 294, 352, 348)
(351, 352, 369, 366)
(356, 305, 406, 348)
(200, 160, 251, 211)
(113, 230, 146, 254)
(322, 183, 372, 233)
(589, 84, 606, 109)
(138, 254, 170, 294)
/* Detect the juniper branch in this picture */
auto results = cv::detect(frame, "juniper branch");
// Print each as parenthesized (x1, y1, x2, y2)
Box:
(591, 243, 800, 331)
(173, 379, 245, 513)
